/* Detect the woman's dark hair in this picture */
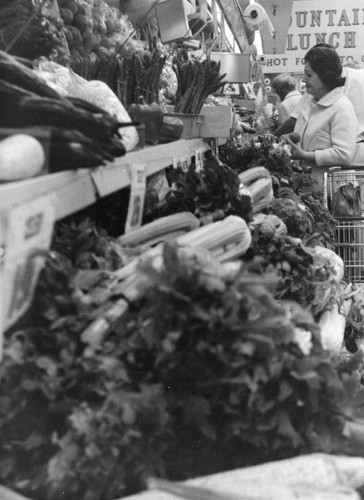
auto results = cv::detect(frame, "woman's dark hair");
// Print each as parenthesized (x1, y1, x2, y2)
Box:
(304, 45, 345, 90)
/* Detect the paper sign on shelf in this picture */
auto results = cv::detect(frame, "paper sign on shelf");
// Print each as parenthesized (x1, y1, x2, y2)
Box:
(0, 194, 56, 351)
(172, 157, 180, 170)
(173, 156, 190, 171)
(124, 163, 146, 234)
(195, 149, 204, 172)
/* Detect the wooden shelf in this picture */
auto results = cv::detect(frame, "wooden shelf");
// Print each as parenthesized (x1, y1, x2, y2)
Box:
(0, 138, 210, 222)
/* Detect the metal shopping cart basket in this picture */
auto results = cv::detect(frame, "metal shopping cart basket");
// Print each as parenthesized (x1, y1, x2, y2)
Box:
(324, 166, 364, 283)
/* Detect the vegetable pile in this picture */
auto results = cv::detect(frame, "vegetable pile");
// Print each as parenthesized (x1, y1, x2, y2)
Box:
(243, 230, 340, 319)
(1, 241, 362, 500)
(0, 0, 69, 61)
(1, 48, 364, 500)
(173, 56, 227, 114)
(143, 155, 252, 224)
(70, 48, 167, 108)
(0, 50, 132, 172)
(59, 0, 133, 59)
(219, 134, 336, 240)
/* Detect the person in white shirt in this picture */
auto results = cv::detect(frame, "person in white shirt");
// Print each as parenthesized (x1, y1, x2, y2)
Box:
(284, 45, 358, 192)
(271, 73, 302, 127)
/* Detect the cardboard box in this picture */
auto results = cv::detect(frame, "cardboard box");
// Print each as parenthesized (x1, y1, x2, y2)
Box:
(155, 0, 192, 43)
(199, 105, 235, 138)
(165, 105, 234, 139)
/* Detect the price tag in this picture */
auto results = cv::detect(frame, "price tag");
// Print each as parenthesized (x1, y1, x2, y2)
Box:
(195, 149, 204, 171)
(181, 156, 190, 172)
(0, 195, 55, 345)
(124, 163, 146, 234)
(173, 156, 190, 171)
(172, 157, 180, 170)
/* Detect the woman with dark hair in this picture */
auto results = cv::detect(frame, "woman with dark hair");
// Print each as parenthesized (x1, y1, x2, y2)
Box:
(287, 45, 358, 191)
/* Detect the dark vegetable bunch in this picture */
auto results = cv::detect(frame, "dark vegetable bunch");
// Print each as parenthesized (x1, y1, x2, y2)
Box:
(242, 231, 339, 318)
(0, 0, 69, 62)
(218, 137, 256, 172)
(272, 187, 335, 241)
(144, 155, 252, 223)
(173, 57, 227, 114)
(298, 191, 336, 240)
(70, 49, 167, 108)
(51, 218, 135, 270)
(61, 182, 132, 237)
(344, 293, 364, 351)
(263, 198, 315, 238)
(219, 135, 296, 181)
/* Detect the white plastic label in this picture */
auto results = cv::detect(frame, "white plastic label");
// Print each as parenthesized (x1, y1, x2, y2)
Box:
(173, 156, 190, 171)
(195, 149, 204, 171)
(0, 195, 55, 341)
(124, 163, 146, 234)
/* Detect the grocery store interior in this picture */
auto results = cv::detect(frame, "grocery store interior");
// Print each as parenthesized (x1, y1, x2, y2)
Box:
(2, 1, 364, 499)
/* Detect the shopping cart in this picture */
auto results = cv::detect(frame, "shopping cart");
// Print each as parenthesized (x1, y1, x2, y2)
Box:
(324, 166, 364, 283)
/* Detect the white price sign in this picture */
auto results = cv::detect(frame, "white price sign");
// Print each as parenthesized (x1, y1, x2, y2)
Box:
(0, 195, 55, 341)
(173, 156, 190, 171)
(195, 149, 204, 172)
(124, 163, 146, 234)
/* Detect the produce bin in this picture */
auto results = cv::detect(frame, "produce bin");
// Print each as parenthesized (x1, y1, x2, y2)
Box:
(199, 104, 235, 138)
(164, 112, 204, 139)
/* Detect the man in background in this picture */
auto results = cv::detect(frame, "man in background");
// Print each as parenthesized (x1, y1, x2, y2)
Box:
(271, 73, 302, 127)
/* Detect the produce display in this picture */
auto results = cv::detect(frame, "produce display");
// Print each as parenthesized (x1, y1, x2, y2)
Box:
(143, 155, 252, 223)
(173, 56, 227, 114)
(59, 0, 133, 58)
(1, 222, 364, 500)
(70, 48, 167, 109)
(0, 50, 135, 172)
(0, 0, 69, 61)
(238, 166, 273, 214)
(219, 135, 335, 238)
(2, 3, 364, 500)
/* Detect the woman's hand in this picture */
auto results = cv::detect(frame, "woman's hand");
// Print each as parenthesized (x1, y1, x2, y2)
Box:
(285, 139, 305, 160)
(281, 135, 315, 164)
(281, 134, 302, 158)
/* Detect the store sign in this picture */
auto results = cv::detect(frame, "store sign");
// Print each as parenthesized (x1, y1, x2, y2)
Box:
(262, 0, 364, 73)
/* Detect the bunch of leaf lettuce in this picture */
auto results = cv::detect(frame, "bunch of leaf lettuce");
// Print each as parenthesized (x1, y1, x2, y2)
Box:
(263, 198, 315, 238)
(218, 135, 295, 180)
(218, 135, 335, 242)
(143, 155, 252, 223)
(1, 243, 357, 500)
(243, 230, 341, 320)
